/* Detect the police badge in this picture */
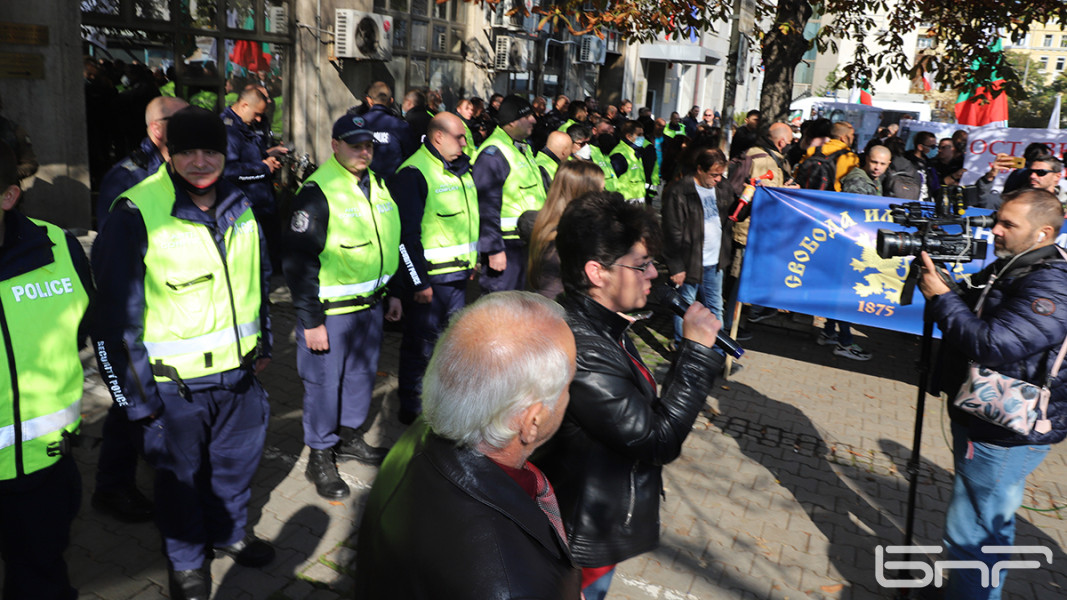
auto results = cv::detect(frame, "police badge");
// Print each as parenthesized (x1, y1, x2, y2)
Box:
(290, 210, 310, 233)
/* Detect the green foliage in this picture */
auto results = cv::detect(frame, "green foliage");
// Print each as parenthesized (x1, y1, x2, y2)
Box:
(1005, 51, 1067, 128)
(815, 67, 847, 97)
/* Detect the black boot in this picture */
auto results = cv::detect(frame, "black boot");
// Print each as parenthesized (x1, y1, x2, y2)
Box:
(335, 435, 389, 466)
(305, 448, 350, 499)
(168, 564, 210, 600)
(92, 485, 154, 523)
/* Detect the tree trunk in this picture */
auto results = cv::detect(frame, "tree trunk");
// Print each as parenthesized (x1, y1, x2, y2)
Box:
(758, 0, 813, 124)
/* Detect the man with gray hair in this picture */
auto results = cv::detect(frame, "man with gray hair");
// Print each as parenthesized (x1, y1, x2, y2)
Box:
(355, 291, 582, 599)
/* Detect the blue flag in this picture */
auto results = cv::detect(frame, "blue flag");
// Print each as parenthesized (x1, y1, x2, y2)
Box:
(736, 187, 995, 336)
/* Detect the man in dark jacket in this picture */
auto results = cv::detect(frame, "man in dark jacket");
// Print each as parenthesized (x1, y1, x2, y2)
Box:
(661, 148, 734, 343)
(356, 292, 581, 599)
(359, 81, 417, 177)
(919, 188, 1067, 600)
(533, 191, 722, 600)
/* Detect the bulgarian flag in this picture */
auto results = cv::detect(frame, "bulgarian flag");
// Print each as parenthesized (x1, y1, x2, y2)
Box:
(955, 39, 1009, 126)
(849, 79, 873, 105)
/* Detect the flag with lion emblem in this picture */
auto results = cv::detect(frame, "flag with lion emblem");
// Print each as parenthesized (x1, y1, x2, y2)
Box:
(737, 187, 995, 336)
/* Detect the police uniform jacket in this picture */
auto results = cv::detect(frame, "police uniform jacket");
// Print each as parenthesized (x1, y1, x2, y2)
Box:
(472, 131, 544, 255)
(221, 106, 275, 211)
(356, 420, 582, 599)
(0, 211, 92, 489)
(92, 168, 273, 421)
(363, 104, 417, 178)
(97, 136, 164, 229)
(388, 141, 475, 293)
(532, 293, 721, 567)
(282, 160, 399, 329)
(931, 245, 1067, 446)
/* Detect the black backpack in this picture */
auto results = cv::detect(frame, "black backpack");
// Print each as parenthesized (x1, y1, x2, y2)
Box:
(794, 146, 851, 190)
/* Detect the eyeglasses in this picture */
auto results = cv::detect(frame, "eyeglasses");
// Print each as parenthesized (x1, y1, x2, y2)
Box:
(608, 260, 654, 273)
(1030, 169, 1056, 177)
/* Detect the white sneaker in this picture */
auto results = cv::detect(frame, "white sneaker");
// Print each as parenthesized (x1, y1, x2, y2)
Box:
(816, 331, 838, 346)
(834, 343, 872, 361)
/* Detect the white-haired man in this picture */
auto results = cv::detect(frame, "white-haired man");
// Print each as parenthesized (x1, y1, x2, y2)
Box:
(355, 291, 582, 599)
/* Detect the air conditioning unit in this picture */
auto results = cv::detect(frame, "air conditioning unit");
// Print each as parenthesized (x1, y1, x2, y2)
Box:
(335, 9, 393, 61)
(578, 35, 607, 64)
(494, 35, 512, 70)
(268, 5, 288, 34)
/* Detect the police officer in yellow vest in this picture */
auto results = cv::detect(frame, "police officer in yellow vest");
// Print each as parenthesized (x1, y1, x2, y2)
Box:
(535, 131, 574, 191)
(0, 142, 90, 600)
(454, 98, 477, 157)
(610, 120, 649, 204)
(92, 107, 274, 600)
(472, 95, 546, 293)
(282, 114, 402, 500)
(387, 112, 478, 425)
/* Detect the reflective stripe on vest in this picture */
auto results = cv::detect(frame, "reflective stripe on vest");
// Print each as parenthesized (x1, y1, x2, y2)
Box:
(422, 241, 478, 262)
(473, 127, 546, 240)
(143, 320, 260, 358)
(301, 156, 400, 314)
(611, 142, 645, 203)
(0, 220, 87, 479)
(319, 273, 393, 300)
(125, 167, 262, 381)
(0, 402, 80, 452)
(396, 146, 479, 276)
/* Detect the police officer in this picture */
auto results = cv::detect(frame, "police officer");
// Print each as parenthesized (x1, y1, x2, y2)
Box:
(282, 114, 401, 499)
(222, 88, 286, 264)
(535, 131, 573, 191)
(93, 107, 274, 600)
(610, 120, 648, 204)
(91, 95, 188, 524)
(0, 142, 90, 600)
(588, 119, 618, 192)
(388, 112, 478, 425)
(98, 97, 188, 237)
(359, 81, 417, 177)
(556, 99, 588, 133)
(472, 95, 546, 294)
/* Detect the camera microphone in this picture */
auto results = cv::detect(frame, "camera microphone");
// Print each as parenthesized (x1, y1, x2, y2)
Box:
(650, 285, 745, 358)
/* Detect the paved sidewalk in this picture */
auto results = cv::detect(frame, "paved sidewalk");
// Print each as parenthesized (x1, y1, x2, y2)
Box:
(66, 296, 1067, 599)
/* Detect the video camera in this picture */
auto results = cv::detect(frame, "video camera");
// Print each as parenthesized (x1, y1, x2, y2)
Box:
(875, 197, 994, 305)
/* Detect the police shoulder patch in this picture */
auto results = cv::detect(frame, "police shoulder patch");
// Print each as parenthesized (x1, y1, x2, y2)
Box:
(290, 210, 310, 233)
(483, 146, 499, 155)
(222, 117, 234, 126)
(1032, 298, 1057, 316)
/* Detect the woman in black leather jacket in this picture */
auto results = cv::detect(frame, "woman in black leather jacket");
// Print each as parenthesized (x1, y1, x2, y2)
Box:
(533, 191, 723, 599)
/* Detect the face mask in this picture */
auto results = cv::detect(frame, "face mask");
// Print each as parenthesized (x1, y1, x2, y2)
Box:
(174, 171, 218, 197)
(633, 136, 646, 147)
(575, 145, 592, 160)
(926, 146, 938, 159)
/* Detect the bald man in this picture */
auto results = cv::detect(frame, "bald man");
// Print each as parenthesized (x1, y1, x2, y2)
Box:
(536, 131, 574, 190)
(841, 145, 890, 196)
(97, 96, 189, 229)
(388, 112, 480, 424)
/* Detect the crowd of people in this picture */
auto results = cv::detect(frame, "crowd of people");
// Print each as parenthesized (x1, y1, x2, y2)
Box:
(2, 74, 1066, 600)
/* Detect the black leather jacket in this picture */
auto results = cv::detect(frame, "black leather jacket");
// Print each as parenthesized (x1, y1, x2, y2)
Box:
(532, 293, 721, 567)
(355, 420, 581, 599)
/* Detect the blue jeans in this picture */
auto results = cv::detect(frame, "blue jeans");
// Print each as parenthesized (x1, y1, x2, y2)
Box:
(943, 421, 1051, 600)
(823, 320, 853, 346)
(582, 567, 616, 600)
(674, 264, 724, 343)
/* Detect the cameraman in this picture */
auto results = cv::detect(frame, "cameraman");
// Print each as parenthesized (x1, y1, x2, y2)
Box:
(919, 188, 1067, 599)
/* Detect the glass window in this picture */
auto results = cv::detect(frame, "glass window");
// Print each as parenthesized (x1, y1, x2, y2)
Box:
(1041, 56, 1050, 69)
(390, 0, 409, 10)
(374, 0, 386, 10)
(451, 28, 463, 55)
(181, 0, 218, 30)
(434, 0, 456, 21)
(408, 57, 429, 88)
(1057, 57, 1065, 71)
(411, 20, 428, 53)
(392, 17, 408, 50)
(429, 58, 461, 108)
(411, 0, 429, 17)
(1044, 34, 1054, 47)
(433, 25, 447, 53)
(266, 0, 289, 35)
(82, 0, 119, 16)
(136, 0, 172, 21)
(1061, 35, 1067, 48)
(229, 0, 256, 30)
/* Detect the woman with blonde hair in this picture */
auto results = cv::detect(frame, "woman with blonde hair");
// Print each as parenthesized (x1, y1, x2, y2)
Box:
(526, 160, 605, 299)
